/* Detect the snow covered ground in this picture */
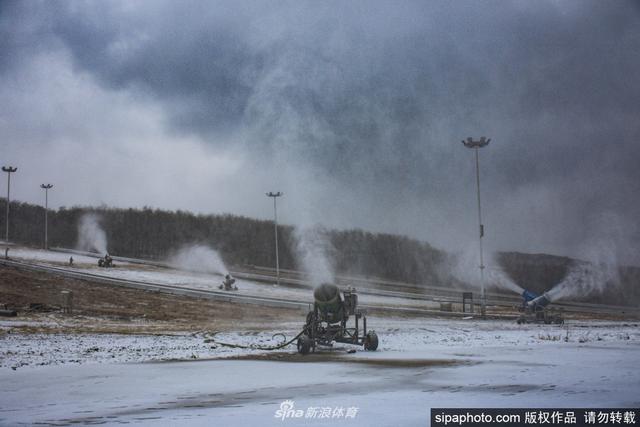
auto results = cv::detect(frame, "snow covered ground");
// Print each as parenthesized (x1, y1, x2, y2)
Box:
(0, 327, 300, 370)
(9, 247, 104, 266)
(3, 248, 639, 425)
(7, 247, 442, 310)
(1, 319, 639, 426)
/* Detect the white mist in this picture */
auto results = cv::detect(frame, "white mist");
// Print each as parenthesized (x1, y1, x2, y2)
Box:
(77, 213, 108, 254)
(168, 244, 228, 276)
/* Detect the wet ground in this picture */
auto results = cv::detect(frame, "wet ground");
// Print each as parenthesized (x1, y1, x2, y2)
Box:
(2, 322, 639, 426)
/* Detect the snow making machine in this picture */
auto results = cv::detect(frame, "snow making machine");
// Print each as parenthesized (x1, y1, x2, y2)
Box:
(517, 289, 564, 325)
(218, 274, 238, 291)
(97, 254, 114, 268)
(297, 283, 378, 354)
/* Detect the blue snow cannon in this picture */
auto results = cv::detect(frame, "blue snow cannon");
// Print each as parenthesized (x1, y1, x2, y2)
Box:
(521, 289, 539, 304)
(517, 290, 563, 325)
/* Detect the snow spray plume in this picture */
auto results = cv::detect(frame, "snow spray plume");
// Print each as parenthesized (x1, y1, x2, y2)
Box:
(452, 245, 524, 294)
(168, 244, 228, 275)
(294, 225, 335, 286)
(77, 213, 108, 254)
(486, 267, 525, 294)
(547, 240, 620, 301)
(547, 213, 624, 302)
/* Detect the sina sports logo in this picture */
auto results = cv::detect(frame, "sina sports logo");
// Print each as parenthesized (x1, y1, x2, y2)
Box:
(274, 400, 304, 420)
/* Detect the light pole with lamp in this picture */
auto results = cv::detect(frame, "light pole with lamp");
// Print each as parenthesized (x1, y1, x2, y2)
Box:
(461, 137, 490, 316)
(2, 166, 17, 246)
(266, 191, 283, 286)
(40, 184, 53, 249)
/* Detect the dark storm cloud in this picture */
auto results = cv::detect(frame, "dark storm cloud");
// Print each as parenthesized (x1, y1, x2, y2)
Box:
(2, 0, 640, 263)
(45, 2, 264, 133)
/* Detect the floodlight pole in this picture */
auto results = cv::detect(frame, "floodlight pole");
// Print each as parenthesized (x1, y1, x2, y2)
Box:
(461, 137, 490, 317)
(266, 191, 283, 286)
(2, 166, 17, 245)
(40, 184, 53, 249)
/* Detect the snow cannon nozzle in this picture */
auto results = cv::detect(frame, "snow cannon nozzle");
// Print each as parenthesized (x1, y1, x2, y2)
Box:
(527, 292, 552, 309)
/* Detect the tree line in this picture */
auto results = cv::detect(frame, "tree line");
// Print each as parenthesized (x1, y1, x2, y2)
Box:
(0, 200, 446, 286)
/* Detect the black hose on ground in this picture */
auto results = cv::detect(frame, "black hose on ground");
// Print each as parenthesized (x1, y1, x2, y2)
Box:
(203, 330, 306, 351)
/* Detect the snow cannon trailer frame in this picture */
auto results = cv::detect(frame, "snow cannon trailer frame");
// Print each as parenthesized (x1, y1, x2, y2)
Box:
(297, 283, 378, 355)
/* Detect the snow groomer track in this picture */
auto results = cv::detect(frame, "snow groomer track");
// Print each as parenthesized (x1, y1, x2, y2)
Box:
(2, 247, 639, 319)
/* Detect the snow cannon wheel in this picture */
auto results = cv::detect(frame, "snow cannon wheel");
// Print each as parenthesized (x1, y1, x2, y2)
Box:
(364, 331, 378, 351)
(297, 335, 312, 355)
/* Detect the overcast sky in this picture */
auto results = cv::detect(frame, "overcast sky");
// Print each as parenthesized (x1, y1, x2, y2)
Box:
(1, 0, 639, 264)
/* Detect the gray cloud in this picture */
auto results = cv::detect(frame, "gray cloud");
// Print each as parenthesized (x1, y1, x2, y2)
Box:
(2, 0, 639, 264)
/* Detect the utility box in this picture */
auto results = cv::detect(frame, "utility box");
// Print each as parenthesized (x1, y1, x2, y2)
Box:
(61, 290, 73, 314)
(462, 292, 474, 313)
